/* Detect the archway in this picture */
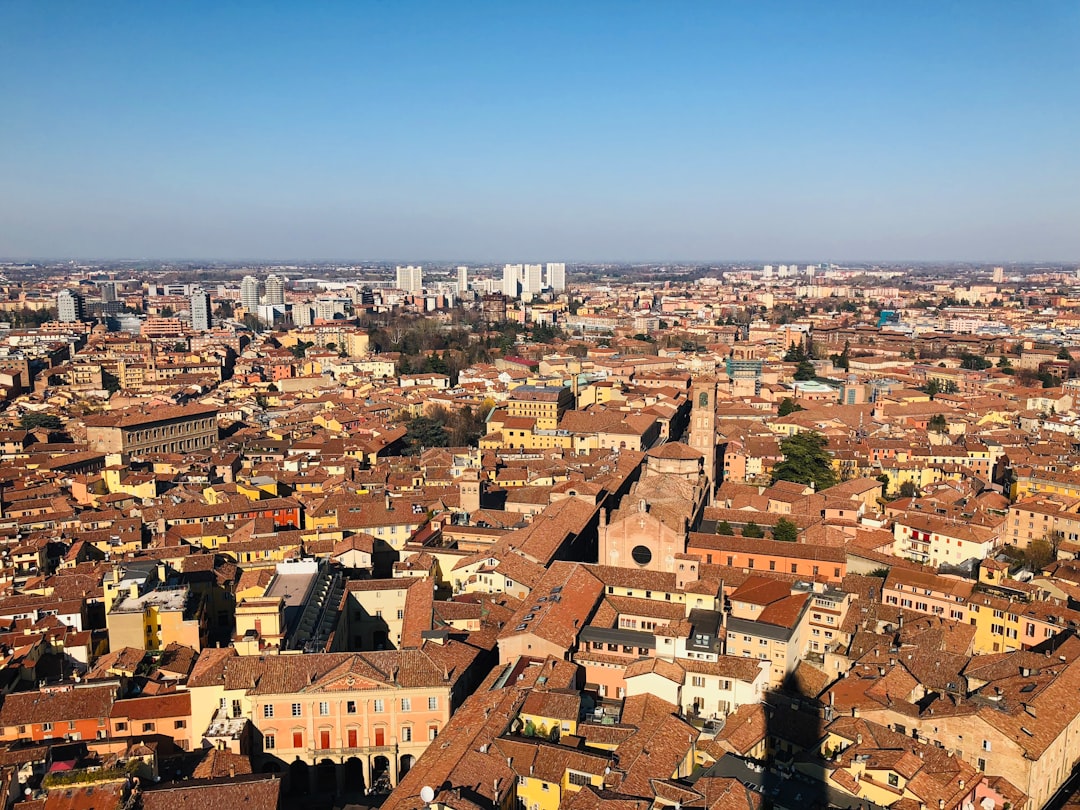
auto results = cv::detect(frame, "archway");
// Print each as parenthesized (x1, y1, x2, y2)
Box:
(288, 759, 309, 795)
(372, 755, 391, 793)
(316, 759, 337, 793)
(343, 757, 366, 794)
(399, 754, 414, 779)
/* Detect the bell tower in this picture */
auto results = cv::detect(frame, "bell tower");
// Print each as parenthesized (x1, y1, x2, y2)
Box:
(688, 376, 718, 503)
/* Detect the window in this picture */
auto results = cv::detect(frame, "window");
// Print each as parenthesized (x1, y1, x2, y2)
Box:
(402, 726, 412, 742)
(791, 564, 798, 574)
(402, 698, 411, 711)
(541, 783, 549, 792)
(374, 699, 385, 713)
(429, 725, 439, 740)
(319, 702, 330, 716)
(263, 705, 274, 718)
(568, 772, 590, 787)
(293, 731, 303, 748)
(982, 740, 991, 752)
(43, 722, 53, 732)
(888, 774, 899, 787)
(264, 734, 275, 750)
(174, 720, 186, 729)
(397, 609, 404, 620)
(292, 703, 302, 717)
(142, 722, 154, 732)
(978, 758, 986, 771)
(347, 701, 357, 714)
(692, 676, 705, 687)
(115, 722, 128, 732)
(429, 697, 438, 711)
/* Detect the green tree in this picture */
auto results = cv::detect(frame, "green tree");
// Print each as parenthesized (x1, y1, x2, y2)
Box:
(159, 306, 175, 318)
(214, 300, 234, 319)
(898, 481, 919, 498)
(927, 414, 947, 433)
(289, 340, 313, 359)
(777, 397, 804, 417)
(404, 415, 450, 452)
(793, 360, 816, 381)
(19, 413, 62, 431)
(923, 379, 942, 399)
(742, 521, 764, 539)
(715, 520, 734, 536)
(773, 518, 799, 543)
(959, 352, 991, 370)
(876, 473, 891, 498)
(771, 431, 838, 491)
(102, 370, 121, 393)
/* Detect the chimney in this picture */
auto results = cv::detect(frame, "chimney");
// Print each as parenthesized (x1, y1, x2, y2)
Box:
(229, 764, 236, 778)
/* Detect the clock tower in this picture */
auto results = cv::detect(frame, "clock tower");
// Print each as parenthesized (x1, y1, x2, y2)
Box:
(688, 375, 718, 503)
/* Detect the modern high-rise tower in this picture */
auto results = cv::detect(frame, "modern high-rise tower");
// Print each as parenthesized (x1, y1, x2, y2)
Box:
(395, 265, 423, 293)
(190, 289, 212, 331)
(57, 289, 85, 323)
(457, 265, 468, 293)
(522, 264, 543, 295)
(546, 262, 566, 292)
(502, 264, 522, 298)
(264, 274, 285, 306)
(240, 275, 261, 313)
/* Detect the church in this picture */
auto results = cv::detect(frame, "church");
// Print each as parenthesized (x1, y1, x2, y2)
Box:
(598, 377, 718, 573)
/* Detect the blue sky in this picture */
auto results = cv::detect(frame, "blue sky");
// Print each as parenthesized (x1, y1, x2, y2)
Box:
(1, 1, 1078, 261)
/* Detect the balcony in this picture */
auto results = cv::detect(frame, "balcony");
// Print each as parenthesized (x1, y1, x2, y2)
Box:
(305, 743, 398, 758)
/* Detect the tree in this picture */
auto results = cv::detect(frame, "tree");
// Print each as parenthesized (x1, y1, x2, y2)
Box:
(742, 521, 764, 539)
(404, 416, 450, 452)
(873, 474, 890, 498)
(959, 352, 991, 371)
(19, 413, 61, 431)
(777, 397, 804, 417)
(716, 520, 734, 536)
(773, 518, 799, 543)
(771, 431, 838, 491)
(214, 300, 234, 319)
(927, 414, 947, 433)
(898, 481, 919, 499)
(923, 379, 942, 399)
(102, 370, 121, 393)
(793, 360, 816, 381)
(289, 340, 314, 359)
(159, 306, 175, 318)
(1024, 536, 1055, 571)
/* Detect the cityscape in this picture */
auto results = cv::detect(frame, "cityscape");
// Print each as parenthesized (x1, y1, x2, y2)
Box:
(2, 4, 1080, 810)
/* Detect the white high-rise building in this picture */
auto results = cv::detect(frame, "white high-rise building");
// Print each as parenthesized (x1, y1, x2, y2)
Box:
(502, 264, 522, 298)
(395, 265, 423, 293)
(240, 275, 261, 313)
(57, 289, 85, 323)
(522, 264, 543, 295)
(992, 266, 1005, 283)
(190, 289, 212, 331)
(457, 265, 468, 293)
(264, 274, 285, 305)
(546, 262, 566, 292)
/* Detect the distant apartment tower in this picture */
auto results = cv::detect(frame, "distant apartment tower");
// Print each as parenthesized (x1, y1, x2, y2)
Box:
(546, 262, 566, 292)
(992, 266, 1005, 283)
(190, 289, 212, 331)
(264, 273, 285, 306)
(457, 265, 468, 293)
(240, 275, 261, 313)
(502, 264, 522, 298)
(522, 264, 543, 295)
(57, 289, 86, 323)
(100, 281, 118, 304)
(395, 265, 424, 293)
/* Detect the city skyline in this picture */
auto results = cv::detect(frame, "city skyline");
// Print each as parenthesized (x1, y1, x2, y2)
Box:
(2, 2, 1078, 261)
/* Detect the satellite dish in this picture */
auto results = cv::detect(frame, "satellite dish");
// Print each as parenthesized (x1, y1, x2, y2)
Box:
(420, 786, 435, 804)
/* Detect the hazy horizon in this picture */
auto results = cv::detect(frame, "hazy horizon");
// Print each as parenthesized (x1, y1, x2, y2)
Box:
(2, 2, 1078, 261)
